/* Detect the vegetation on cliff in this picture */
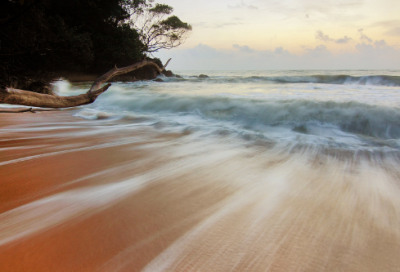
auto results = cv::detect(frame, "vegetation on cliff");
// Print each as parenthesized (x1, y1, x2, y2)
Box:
(0, 0, 191, 89)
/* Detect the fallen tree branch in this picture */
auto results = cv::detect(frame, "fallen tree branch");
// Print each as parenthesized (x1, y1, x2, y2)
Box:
(0, 84, 111, 108)
(88, 58, 171, 92)
(0, 107, 34, 113)
(0, 107, 61, 113)
(0, 58, 171, 109)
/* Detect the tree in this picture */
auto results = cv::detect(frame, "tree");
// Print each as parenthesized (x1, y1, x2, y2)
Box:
(0, 0, 147, 80)
(129, 2, 192, 53)
(45, 0, 146, 71)
(0, 0, 189, 107)
(0, 59, 171, 111)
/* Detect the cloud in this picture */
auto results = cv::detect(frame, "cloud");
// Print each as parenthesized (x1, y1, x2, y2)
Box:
(192, 22, 207, 28)
(233, 44, 255, 53)
(212, 22, 243, 28)
(358, 28, 373, 43)
(315, 30, 353, 44)
(274, 47, 284, 54)
(371, 20, 400, 28)
(370, 20, 400, 36)
(247, 5, 258, 10)
(385, 27, 400, 36)
(228, 0, 258, 10)
(374, 40, 387, 47)
(192, 21, 243, 29)
(335, 36, 352, 44)
(243, 0, 364, 23)
(315, 30, 332, 42)
(154, 41, 400, 70)
(304, 44, 331, 58)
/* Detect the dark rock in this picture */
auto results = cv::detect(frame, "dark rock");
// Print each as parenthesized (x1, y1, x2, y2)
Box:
(154, 78, 164, 82)
(112, 57, 164, 81)
(162, 70, 174, 77)
(113, 65, 158, 81)
(293, 124, 308, 134)
(199, 74, 209, 79)
(176, 75, 183, 79)
(0, 58, 170, 94)
(2, 76, 55, 95)
(29, 80, 54, 95)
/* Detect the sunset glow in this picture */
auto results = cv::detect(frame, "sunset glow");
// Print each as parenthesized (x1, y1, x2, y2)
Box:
(155, 0, 400, 69)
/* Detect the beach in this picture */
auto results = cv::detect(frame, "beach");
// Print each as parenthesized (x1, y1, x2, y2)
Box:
(1, 70, 400, 271)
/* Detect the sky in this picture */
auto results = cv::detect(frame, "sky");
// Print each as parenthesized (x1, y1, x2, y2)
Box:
(153, 0, 400, 70)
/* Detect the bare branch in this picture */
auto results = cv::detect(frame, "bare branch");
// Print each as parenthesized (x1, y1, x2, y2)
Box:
(0, 107, 34, 113)
(0, 107, 60, 113)
(88, 59, 169, 93)
(1, 59, 171, 109)
(129, 5, 191, 53)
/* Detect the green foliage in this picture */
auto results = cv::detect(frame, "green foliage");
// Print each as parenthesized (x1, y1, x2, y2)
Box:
(149, 4, 173, 14)
(48, 16, 94, 68)
(130, 2, 192, 53)
(0, 0, 190, 80)
(161, 16, 192, 31)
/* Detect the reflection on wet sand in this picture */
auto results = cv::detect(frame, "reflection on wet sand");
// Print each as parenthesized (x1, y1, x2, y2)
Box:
(1, 112, 400, 271)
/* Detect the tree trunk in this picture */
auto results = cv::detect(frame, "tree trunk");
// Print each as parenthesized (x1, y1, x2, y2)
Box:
(0, 58, 171, 109)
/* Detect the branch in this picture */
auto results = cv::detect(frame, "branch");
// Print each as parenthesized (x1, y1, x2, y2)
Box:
(1, 59, 171, 109)
(88, 59, 170, 93)
(0, 107, 34, 113)
(0, 107, 60, 113)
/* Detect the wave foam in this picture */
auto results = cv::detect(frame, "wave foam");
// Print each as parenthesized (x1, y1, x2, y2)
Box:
(176, 74, 400, 86)
(96, 92, 400, 141)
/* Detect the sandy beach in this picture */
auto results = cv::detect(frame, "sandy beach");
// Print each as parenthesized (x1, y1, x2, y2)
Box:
(1, 111, 400, 271)
(2, 0, 400, 270)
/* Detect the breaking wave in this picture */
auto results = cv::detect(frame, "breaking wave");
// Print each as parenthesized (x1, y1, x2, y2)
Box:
(95, 92, 400, 142)
(62, 69, 400, 151)
(173, 74, 400, 86)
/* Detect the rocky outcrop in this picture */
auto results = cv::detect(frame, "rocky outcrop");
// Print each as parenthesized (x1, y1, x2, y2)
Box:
(111, 63, 159, 82)
(162, 70, 174, 77)
(1, 76, 54, 95)
(108, 58, 178, 81)
(64, 58, 167, 83)
(0, 58, 173, 96)
(0, 59, 171, 109)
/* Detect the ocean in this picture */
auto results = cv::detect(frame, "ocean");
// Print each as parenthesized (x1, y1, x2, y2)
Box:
(65, 70, 400, 153)
(2, 70, 400, 270)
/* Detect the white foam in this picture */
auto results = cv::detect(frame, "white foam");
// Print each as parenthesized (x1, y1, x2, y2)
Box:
(0, 176, 149, 246)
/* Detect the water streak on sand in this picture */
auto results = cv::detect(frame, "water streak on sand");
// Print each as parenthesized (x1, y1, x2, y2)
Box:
(0, 114, 399, 271)
(1, 69, 400, 271)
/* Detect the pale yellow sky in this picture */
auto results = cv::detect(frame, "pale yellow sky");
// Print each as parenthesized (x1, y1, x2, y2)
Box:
(155, 0, 400, 69)
(164, 0, 400, 52)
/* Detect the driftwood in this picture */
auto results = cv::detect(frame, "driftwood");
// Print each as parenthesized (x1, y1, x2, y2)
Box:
(0, 58, 171, 109)
(0, 107, 60, 113)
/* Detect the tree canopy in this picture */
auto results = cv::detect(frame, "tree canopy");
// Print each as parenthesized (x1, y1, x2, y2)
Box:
(0, 0, 191, 84)
(130, 3, 192, 53)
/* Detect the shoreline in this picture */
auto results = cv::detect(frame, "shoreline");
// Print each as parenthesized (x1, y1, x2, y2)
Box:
(0, 112, 211, 271)
(1, 112, 400, 271)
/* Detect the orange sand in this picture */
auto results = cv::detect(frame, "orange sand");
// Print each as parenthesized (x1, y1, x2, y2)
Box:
(1, 112, 400, 271)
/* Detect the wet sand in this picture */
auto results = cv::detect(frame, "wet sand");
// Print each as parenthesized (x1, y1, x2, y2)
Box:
(1, 112, 400, 271)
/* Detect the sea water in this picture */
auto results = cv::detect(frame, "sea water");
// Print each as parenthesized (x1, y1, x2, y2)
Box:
(63, 70, 400, 153)
(2, 70, 400, 270)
